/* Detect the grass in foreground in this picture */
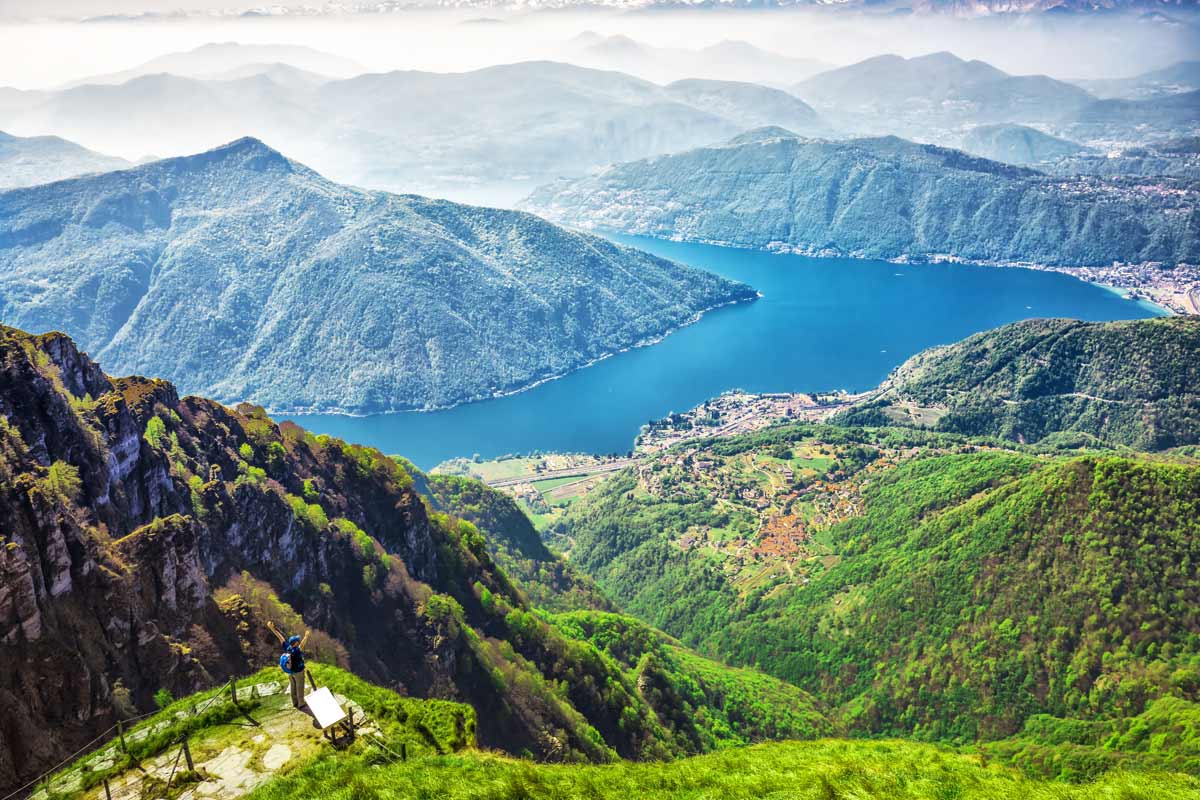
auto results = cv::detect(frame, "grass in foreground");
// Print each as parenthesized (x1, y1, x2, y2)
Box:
(246, 739, 1200, 800)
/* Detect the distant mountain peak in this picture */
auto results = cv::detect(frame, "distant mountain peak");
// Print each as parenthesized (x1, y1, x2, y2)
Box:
(0, 129, 133, 190)
(912, 50, 966, 64)
(168, 136, 295, 174)
(725, 126, 805, 145)
(0, 139, 752, 414)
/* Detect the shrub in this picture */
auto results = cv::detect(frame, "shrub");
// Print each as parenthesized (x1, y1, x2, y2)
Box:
(144, 416, 167, 447)
(45, 460, 82, 504)
(154, 688, 176, 709)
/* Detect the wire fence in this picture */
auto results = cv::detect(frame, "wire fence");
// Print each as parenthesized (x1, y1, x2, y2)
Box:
(11, 675, 389, 800)
(5, 678, 243, 800)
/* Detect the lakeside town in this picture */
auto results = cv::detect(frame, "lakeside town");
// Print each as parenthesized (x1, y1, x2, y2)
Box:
(1053, 263, 1200, 315)
(435, 389, 871, 531)
(634, 390, 866, 454)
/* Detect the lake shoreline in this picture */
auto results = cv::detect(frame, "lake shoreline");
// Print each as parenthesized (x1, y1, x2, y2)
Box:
(263, 291, 759, 419)
(281, 236, 1163, 470)
(581, 227, 1193, 316)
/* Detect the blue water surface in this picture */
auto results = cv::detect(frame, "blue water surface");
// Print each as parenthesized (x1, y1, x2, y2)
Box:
(283, 234, 1163, 469)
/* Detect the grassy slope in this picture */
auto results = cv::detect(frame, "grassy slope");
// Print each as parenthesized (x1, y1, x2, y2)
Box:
(41, 664, 475, 799)
(246, 740, 1200, 800)
(50, 663, 1200, 800)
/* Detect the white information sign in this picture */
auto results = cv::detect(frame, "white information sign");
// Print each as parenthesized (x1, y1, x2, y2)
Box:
(305, 687, 347, 730)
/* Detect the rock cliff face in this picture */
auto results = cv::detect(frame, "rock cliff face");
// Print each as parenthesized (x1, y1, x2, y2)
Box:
(0, 324, 683, 791)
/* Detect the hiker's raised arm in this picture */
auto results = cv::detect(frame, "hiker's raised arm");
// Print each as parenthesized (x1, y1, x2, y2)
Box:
(266, 620, 286, 645)
(300, 630, 311, 650)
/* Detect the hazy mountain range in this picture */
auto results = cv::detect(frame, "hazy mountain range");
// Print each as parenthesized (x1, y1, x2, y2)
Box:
(4, 45, 1196, 204)
(1060, 89, 1200, 142)
(1072, 59, 1200, 100)
(957, 123, 1089, 165)
(0, 59, 828, 203)
(0, 130, 131, 189)
(562, 33, 831, 87)
(0, 137, 754, 413)
(32, 0, 1200, 18)
(56, 42, 365, 87)
(793, 51, 1095, 140)
(794, 52, 1199, 147)
(523, 127, 1200, 266)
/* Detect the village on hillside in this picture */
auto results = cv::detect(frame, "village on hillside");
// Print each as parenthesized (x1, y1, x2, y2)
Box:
(634, 390, 864, 454)
(631, 437, 903, 593)
(435, 391, 867, 530)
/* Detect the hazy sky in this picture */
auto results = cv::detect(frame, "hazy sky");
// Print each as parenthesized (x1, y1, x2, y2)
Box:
(0, 1, 1196, 88)
(0, 0, 236, 15)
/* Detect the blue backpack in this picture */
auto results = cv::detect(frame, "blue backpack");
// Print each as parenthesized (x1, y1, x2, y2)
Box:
(280, 636, 305, 674)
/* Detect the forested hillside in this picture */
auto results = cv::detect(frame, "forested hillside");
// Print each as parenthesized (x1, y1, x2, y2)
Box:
(0, 137, 753, 413)
(422, 471, 612, 612)
(957, 124, 1088, 166)
(554, 422, 1200, 776)
(523, 129, 1200, 267)
(838, 316, 1200, 449)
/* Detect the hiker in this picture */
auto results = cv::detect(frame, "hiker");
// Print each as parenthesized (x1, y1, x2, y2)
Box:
(267, 620, 309, 708)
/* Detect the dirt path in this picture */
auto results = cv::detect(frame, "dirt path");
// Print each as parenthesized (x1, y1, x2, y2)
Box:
(34, 680, 376, 800)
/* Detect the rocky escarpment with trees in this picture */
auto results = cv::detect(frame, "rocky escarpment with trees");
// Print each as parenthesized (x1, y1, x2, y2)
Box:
(0, 324, 834, 793)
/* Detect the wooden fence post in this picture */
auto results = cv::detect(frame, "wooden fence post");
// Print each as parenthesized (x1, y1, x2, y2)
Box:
(182, 737, 194, 771)
(401, 742, 408, 761)
(116, 720, 127, 753)
(230, 678, 237, 705)
(102, 777, 113, 800)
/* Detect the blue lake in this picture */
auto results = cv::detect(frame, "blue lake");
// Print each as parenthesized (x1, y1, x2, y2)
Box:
(283, 234, 1165, 469)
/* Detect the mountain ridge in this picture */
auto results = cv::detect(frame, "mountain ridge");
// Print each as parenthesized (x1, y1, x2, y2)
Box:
(0, 60, 831, 199)
(0, 137, 755, 414)
(522, 129, 1200, 267)
(0, 129, 132, 189)
(837, 316, 1200, 449)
